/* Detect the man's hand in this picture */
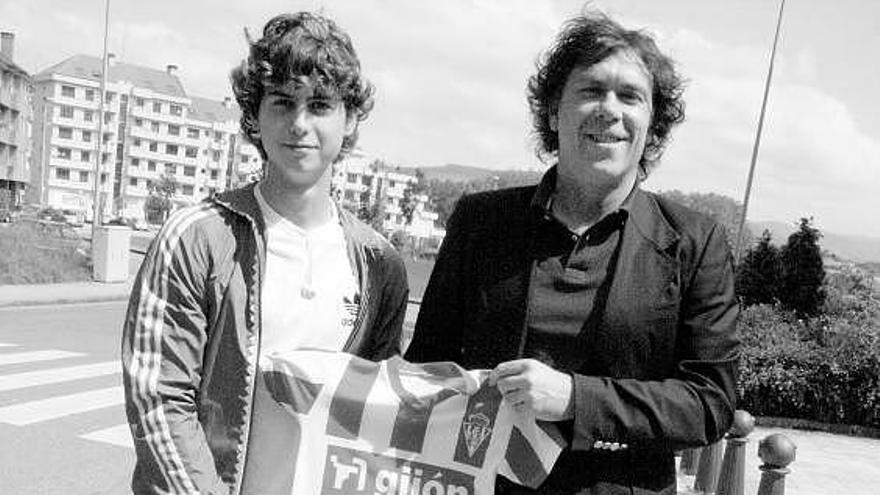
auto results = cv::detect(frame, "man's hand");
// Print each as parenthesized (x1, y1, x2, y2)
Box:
(488, 359, 573, 421)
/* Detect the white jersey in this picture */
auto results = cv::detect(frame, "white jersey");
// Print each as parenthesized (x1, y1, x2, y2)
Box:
(259, 349, 566, 495)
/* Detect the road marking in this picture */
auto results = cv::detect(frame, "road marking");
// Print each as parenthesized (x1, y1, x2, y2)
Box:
(81, 423, 133, 449)
(0, 361, 119, 392)
(0, 343, 18, 347)
(0, 350, 83, 366)
(0, 386, 123, 425)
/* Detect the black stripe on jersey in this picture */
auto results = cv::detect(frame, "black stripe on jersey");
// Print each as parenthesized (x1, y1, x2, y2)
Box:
(263, 370, 324, 415)
(385, 358, 468, 453)
(453, 380, 502, 467)
(326, 356, 381, 439)
(504, 425, 549, 487)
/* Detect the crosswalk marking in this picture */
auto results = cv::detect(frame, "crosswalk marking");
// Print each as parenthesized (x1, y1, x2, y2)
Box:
(0, 350, 83, 366)
(0, 386, 123, 426)
(0, 361, 119, 392)
(0, 342, 19, 347)
(81, 424, 133, 449)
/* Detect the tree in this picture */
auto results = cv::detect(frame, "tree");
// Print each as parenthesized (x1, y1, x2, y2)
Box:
(659, 190, 749, 251)
(779, 217, 826, 318)
(399, 172, 426, 226)
(735, 230, 782, 306)
(144, 174, 179, 224)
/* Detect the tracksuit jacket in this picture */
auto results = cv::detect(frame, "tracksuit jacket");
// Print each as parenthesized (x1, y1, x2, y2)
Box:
(121, 183, 409, 494)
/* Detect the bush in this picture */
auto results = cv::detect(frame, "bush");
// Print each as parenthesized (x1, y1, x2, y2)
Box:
(0, 222, 91, 285)
(737, 304, 880, 428)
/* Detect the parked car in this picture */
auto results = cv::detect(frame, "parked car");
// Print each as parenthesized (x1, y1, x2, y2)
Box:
(61, 209, 85, 227)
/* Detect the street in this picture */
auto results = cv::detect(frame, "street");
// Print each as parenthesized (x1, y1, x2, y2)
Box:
(0, 301, 134, 494)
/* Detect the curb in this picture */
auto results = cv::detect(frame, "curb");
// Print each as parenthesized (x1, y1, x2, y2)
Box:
(0, 290, 131, 309)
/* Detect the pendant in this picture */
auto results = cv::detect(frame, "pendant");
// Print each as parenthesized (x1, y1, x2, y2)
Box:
(300, 286, 316, 299)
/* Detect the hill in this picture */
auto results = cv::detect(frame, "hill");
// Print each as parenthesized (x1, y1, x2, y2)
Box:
(751, 220, 880, 263)
(402, 164, 543, 184)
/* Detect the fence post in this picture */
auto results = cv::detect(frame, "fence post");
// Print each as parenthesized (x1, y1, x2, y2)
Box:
(694, 440, 724, 493)
(756, 433, 797, 495)
(716, 410, 755, 495)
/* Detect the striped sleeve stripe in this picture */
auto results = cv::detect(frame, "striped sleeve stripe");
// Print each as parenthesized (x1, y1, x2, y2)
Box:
(126, 203, 219, 494)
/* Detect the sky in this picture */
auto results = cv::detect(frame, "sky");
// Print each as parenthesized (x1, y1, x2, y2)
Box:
(2, 0, 879, 238)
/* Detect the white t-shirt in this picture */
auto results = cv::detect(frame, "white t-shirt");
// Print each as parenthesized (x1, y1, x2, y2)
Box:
(259, 349, 567, 495)
(242, 186, 360, 494)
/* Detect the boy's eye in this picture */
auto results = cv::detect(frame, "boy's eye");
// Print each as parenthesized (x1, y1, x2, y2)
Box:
(307, 100, 333, 113)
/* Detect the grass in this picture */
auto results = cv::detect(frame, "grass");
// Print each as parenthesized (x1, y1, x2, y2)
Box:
(0, 222, 91, 285)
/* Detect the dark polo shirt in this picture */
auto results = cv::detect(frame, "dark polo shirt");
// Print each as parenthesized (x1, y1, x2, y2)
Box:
(523, 172, 634, 372)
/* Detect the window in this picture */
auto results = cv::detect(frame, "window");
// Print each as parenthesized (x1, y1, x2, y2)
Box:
(80, 150, 91, 162)
(59, 105, 74, 119)
(170, 104, 182, 116)
(212, 150, 221, 161)
(102, 133, 111, 144)
(214, 131, 223, 142)
(210, 170, 218, 180)
(55, 168, 70, 180)
(151, 122, 160, 133)
(185, 147, 197, 158)
(389, 180, 396, 188)
(58, 127, 73, 139)
(131, 158, 140, 167)
(57, 147, 72, 160)
(147, 160, 156, 172)
(347, 173, 357, 183)
(79, 171, 89, 183)
(136, 97, 144, 107)
(182, 185, 194, 196)
(165, 144, 178, 156)
(82, 130, 92, 142)
(61, 85, 75, 98)
(83, 110, 94, 122)
(134, 118, 143, 127)
(129, 178, 138, 187)
(344, 190, 356, 200)
(184, 166, 196, 177)
(101, 153, 110, 164)
(168, 124, 180, 136)
(149, 141, 158, 152)
(165, 163, 176, 175)
(133, 138, 141, 147)
(101, 173, 108, 184)
(85, 89, 95, 101)
(103, 112, 112, 124)
(152, 102, 162, 113)
(105, 91, 115, 103)
(240, 153, 251, 163)
(187, 127, 200, 139)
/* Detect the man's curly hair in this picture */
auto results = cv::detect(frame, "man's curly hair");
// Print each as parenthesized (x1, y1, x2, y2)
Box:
(527, 11, 686, 177)
(230, 12, 374, 161)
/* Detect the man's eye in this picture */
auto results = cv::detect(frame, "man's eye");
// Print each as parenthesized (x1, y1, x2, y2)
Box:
(308, 100, 333, 113)
(273, 98, 296, 108)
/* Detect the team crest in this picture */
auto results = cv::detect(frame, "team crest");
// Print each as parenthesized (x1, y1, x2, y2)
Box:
(462, 411, 492, 457)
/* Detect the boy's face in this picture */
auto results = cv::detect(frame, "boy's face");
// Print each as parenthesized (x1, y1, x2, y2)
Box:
(257, 80, 355, 192)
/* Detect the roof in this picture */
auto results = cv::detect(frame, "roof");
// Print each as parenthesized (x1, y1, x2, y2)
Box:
(188, 95, 240, 123)
(35, 54, 186, 98)
(0, 52, 31, 79)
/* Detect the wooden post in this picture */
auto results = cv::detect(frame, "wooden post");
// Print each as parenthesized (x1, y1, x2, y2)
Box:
(680, 447, 702, 476)
(716, 410, 756, 495)
(694, 440, 724, 493)
(756, 433, 797, 495)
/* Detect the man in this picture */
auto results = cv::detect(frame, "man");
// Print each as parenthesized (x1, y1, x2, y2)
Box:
(121, 12, 408, 494)
(405, 11, 740, 494)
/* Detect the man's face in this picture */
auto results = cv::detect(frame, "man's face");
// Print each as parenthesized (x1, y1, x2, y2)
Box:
(256, 81, 354, 191)
(551, 49, 653, 187)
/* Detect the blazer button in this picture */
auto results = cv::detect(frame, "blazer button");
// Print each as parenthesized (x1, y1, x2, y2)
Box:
(593, 440, 604, 450)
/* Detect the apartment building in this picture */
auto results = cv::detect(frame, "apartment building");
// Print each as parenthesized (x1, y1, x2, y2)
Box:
(0, 32, 33, 209)
(30, 54, 260, 222)
(333, 149, 442, 240)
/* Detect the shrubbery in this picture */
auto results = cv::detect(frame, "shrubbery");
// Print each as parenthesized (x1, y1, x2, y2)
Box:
(0, 222, 91, 285)
(737, 268, 880, 428)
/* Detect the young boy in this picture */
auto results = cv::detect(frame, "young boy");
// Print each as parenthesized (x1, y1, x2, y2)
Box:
(121, 12, 408, 494)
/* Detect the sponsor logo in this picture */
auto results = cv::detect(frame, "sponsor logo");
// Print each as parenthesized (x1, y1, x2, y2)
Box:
(462, 413, 491, 457)
(323, 445, 474, 495)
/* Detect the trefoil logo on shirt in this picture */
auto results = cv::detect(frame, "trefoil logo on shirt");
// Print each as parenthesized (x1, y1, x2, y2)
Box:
(462, 412, 492, 457)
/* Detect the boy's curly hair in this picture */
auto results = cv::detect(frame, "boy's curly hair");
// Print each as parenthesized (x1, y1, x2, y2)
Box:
(230, 12, 374, 160)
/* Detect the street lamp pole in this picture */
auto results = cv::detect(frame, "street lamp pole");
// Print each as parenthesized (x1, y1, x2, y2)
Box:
(734, 0, 786, 260)
(91, 0, 111, 236)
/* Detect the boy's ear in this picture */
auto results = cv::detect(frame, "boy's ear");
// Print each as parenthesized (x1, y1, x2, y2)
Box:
(345, 111, 357, 136)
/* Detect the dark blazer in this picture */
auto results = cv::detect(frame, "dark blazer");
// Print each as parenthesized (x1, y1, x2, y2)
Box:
(405, 182, 740, 494)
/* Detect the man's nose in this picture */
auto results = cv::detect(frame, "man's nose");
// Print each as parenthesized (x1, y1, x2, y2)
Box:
(594, 93, 622, 122)
(289, 108, 309, 136)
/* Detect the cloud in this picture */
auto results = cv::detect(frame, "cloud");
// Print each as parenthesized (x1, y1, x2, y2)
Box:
(647, 28, 880, 237)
